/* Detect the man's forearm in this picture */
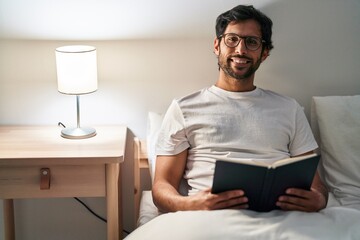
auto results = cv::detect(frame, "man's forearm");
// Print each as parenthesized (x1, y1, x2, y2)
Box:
(152, 181, 188, 213)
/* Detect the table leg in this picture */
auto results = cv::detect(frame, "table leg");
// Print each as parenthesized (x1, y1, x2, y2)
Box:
(3, 199, 15, 240)
(106, 163, 122, 240)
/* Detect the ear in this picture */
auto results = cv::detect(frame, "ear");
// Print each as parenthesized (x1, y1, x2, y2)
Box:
(261, 48, 269, 62)
(214, 37, 220, 56)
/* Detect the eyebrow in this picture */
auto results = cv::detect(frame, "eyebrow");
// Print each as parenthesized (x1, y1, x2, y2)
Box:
(224, 33, 262, 38)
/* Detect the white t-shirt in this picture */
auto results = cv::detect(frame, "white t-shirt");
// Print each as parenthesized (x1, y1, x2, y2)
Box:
(156, 86, 318, 195)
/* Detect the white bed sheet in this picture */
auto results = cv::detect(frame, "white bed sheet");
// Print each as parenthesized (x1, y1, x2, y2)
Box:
(128, 204, 360, 240)
(133, 191, 360, 239)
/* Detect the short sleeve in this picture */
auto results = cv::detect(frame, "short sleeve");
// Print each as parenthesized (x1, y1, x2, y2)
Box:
(289, 103, 318, 156)
(155, 100, 190, 156)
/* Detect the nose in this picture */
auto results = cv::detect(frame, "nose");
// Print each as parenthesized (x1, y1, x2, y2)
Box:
(235, 38, 247, 54)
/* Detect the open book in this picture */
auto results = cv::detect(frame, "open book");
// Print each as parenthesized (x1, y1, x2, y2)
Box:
(211, 153, 320, 212)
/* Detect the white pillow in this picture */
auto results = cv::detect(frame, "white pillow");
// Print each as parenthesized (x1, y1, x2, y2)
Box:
(146, 112, 164, 183)
(311, 95, 360, 209)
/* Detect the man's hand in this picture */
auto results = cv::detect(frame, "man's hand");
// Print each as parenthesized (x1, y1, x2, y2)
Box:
(276, 153, 328, 212)
(276, 187, 327, 212)
(187, 188, 249, 210)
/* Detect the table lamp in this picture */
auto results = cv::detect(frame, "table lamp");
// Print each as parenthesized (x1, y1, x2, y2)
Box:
(55, 45, 98, 139)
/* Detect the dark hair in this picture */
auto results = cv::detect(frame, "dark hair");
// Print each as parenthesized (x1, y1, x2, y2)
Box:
(216, 5, 274, 51)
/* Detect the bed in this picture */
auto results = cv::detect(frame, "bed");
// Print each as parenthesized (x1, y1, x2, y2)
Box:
(127, 95, 360, 240)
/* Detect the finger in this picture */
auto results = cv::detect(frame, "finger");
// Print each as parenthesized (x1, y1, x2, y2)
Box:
(277, 188, 327, 212)
(284, 188, 323, 207)
(209, 190, 248, 209)
(205, 189, 246, 210)
(212, 189, 245, 202)
(219, 189, 245, 197)
(278, 191, 323, 212)
(214, 196, 249, 210)
(278, 194, 308, 207)
(285, 188, 311, 199)
(276, 201, 307, 211)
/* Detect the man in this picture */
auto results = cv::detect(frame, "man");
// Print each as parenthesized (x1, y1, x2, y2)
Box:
(152, 5, 327, 213)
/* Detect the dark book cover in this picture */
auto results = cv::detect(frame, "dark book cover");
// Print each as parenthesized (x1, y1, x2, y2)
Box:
(211, 154, 320, 212)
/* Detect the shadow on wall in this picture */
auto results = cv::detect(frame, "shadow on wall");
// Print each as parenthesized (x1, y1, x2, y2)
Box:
(257, 0, 360, 115)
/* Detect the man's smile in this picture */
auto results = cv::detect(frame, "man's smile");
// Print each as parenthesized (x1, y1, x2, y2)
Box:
(230, 56, 252, 66)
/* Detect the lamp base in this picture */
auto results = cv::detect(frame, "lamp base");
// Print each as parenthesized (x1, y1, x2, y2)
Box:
(61, 127, 96, 139)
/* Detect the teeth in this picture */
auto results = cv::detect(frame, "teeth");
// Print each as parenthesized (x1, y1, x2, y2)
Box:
(232, 58, 249, 64)
(236, 60, 247, 64)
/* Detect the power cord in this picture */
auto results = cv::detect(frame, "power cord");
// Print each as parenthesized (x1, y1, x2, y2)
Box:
(58, 123, 131, 235)
(74, 197, 131, 235)
(74, 197, 107, 222)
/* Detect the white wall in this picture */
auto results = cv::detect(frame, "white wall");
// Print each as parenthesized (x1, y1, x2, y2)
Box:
(0, 39, 218, 239)
(0, 0, 359, 239)
(0, 39, 217, 138)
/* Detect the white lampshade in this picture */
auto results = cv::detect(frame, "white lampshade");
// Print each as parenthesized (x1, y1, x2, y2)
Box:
(55, 45, 98, 95)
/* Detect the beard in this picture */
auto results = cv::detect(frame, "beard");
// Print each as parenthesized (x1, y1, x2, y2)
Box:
(217, 52, 262, 81)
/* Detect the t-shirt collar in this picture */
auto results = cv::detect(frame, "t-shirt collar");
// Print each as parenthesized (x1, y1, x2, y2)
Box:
(209, 85, 261, 99)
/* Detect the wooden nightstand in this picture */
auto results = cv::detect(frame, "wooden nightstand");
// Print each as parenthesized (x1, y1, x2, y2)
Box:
(0, 125, 127, 240)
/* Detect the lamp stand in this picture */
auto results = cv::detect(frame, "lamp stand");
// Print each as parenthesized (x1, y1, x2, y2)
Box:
(61, 95, 96, 139)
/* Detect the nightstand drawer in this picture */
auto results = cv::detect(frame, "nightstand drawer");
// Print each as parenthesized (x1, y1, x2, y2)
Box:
(0, 165, 106, 199)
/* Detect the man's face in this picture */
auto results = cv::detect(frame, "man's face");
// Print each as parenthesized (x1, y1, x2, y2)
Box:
(214, 20, 269, 81)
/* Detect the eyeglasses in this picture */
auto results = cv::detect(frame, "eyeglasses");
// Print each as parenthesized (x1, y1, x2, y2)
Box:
(219, 33, 265, 51)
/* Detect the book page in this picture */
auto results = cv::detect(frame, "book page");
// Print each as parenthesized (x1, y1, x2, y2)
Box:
(217, 153, 318, 169)
(271, 153, 318, 168)
(251, 153, 318, 169)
